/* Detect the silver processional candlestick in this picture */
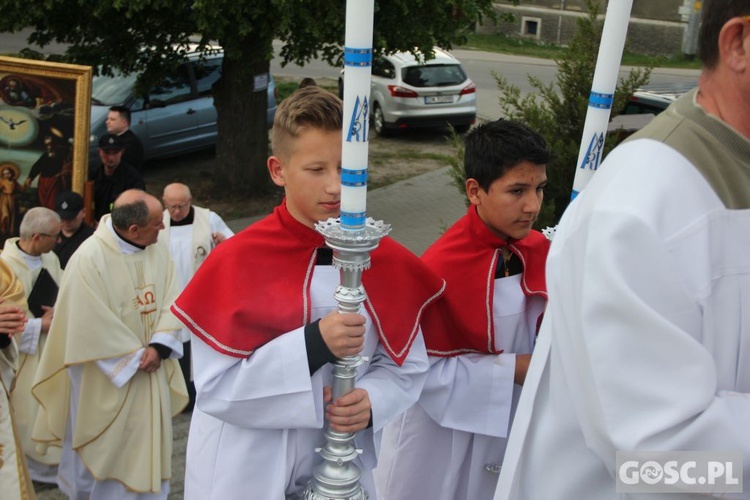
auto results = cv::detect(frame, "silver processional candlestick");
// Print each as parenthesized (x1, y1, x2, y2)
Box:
(304, 219, 390, 500)
(304, 0, 379, 497)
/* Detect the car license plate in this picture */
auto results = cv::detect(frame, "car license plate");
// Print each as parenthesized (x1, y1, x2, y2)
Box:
(424, 95, 453, 104)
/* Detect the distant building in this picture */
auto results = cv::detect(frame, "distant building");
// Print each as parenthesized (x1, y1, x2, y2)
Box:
(478, 0, 697, 57)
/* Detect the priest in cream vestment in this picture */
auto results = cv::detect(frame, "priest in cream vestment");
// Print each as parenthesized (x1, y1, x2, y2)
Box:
(32, 190, 187, 499)
(0, 258, 36, 500)
(1, 207, 63, 484)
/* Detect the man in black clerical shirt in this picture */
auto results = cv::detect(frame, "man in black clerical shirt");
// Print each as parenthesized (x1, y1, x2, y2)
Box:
(53, 191, 94, 269)
(88, 134, 145, 221)
(106, 105, 145, 172)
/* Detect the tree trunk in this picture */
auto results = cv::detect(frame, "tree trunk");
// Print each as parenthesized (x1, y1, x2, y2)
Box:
(212, 34, 273, 197)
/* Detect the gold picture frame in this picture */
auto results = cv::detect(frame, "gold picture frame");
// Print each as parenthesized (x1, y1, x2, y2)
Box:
(0, 55, 91, 242)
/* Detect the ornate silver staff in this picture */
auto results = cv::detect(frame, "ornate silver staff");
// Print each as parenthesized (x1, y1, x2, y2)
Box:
(304, 0, 387, 498)
(305, 220, 389, 500)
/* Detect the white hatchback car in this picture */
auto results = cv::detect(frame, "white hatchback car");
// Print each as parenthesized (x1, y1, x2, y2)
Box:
(339, 47, 477, 136)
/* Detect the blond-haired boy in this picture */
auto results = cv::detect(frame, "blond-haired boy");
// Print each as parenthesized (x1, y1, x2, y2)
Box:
(173, 86, 444, 499)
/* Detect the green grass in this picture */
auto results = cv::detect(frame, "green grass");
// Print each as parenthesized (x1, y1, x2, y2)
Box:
(619, 51, 702, 70)
(367, 149, 454, 189)
(461, 33, 702, 70)
(370, 150, 452, 165)
(275, 78, 338, 102)
(462, 33, 566, 60)
(275, 80, 302, 102)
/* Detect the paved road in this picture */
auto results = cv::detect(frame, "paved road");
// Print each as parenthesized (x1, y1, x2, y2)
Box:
(1, 30, 699, 122)
(271, 41, 700, 121)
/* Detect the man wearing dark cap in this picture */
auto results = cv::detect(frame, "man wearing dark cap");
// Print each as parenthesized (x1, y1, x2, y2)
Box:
(88, 133, 145, 221)
(53, 191, 94, 268)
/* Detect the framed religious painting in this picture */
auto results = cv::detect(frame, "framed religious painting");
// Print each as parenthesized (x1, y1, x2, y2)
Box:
(0, 56, 92, 243)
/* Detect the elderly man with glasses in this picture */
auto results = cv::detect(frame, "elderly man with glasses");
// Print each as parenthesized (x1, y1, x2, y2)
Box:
(1, 206, 63, 485)
(159, 182, 233, 412)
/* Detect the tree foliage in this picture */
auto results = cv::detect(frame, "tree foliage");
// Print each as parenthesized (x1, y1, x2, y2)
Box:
(0, 0, 506, 197)
(451, 0, 651, 228)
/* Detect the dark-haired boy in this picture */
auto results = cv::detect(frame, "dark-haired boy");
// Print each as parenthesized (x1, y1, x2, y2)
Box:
(375, 119, 551, 500)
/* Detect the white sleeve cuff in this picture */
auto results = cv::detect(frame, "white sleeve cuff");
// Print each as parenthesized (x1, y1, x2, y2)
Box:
(18, 318, 42, 355)
(96, 348, 143, 388)
(419, 352, 516, 438)
(151, 331, 183, 358)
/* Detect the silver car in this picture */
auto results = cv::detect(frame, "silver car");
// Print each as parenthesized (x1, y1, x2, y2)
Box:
(622, 82, 697, 115)
(339, 47, 477, 136)
(88, 45, 277, 167)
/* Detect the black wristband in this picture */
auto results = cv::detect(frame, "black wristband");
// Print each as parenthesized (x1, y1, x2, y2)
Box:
(149, 343, 172, 360)
(304, 319, 337, 375)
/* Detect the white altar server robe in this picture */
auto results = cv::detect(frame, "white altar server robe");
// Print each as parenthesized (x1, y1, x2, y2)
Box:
(185, 264, 429, 500)
(375, 275, 545, 500)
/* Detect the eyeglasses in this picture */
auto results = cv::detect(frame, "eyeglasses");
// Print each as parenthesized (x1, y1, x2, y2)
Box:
(40, 232, 61, 239)
(165, 203, 190, 211)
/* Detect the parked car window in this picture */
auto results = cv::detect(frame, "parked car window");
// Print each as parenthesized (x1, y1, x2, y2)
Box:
(148, 64, 193, 106)
(91, 71, 138, 106)
(373, 58, 395, 79)
(622, 101, 669, 115)
(131, 96, 147, 111)
(402, 64, 467, 88)
(194, 58, 222, 97)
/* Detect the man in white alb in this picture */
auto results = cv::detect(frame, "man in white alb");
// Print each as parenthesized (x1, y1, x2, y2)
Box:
(159, 182, 233, 411)
(1, 206, 63, 484)
(495, 1, 750, 498)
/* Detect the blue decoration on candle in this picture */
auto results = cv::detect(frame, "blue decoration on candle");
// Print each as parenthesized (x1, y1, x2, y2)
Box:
(344, 47, 373, 67)
(570, 189, 580, 201)
(340, 211, 366, 230)
(579, 132, 604, 171)
(342, 169, 368, 187)
(588, 91, 614, 109)
(346, 95, 369, 143)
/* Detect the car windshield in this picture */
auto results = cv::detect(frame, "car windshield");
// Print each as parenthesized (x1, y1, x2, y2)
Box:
(91, 70, 138, 106)
(401, 64, 467, 88)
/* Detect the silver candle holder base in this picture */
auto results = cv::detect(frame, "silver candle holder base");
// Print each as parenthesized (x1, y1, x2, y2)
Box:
(303, 217, 391, 500)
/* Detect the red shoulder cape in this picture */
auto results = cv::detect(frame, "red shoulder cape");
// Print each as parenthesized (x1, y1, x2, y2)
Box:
(420, 206, 549, 357)
(172, 201, 445, 366)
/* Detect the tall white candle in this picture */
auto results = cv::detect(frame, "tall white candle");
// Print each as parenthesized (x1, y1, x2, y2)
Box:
(340, 0, 375, 230)
(571, 0, 633, 199)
